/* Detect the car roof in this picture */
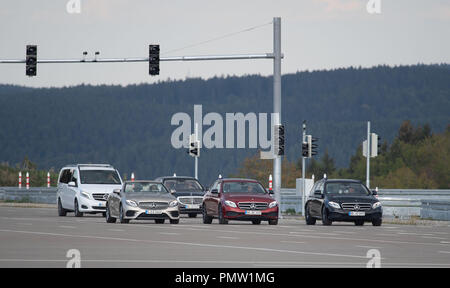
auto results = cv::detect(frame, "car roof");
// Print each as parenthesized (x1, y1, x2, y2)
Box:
(219, 178, 259, 182)
(155, 176, 198, 180)
(124, 180, 161, 184)
(322, 179, 362, 183)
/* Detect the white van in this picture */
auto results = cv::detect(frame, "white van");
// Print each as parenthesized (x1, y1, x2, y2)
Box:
(57, 164, 123, 217)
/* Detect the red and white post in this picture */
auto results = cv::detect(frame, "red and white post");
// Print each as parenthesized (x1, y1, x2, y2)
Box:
(131, 173, 135, 182)
(47, 172, 50, 187)
(18, 171, 22, 188)
(26, 172, 30, 190)
(269, 174, 273, 191)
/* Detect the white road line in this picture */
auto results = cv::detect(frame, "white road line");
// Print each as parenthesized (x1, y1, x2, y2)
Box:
(107, 229, 124, 232)
(217, 236, 239, 240)
(356, 245, 381, 249)
(159, 232, 179, 236)
(441, 241, 450, 244)
(438, 251, 450, 254)
(0, 229, 370, 260)
(58, 225, 76, 229)
(422, 236, 447, 240)
(281, 241, 306, 244)
(16, 223, 32, 226)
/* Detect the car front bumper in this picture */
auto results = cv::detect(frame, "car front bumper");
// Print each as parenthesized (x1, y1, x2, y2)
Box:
(327, 207, 382, 222)
(123, 205, 180, 220)
(223, 206, 279, 221)
(78, 197, 107, 213)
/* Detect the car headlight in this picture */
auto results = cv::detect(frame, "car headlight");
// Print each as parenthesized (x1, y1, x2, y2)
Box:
(81, 191, 90, 199)
(372, 201, 382, 209)
(169, 200, 178, 207)
(224, 200, 237, 208)
(269, 201, 278, 208)
(126, 200, 138, 207)
(328, 201, 341, 209)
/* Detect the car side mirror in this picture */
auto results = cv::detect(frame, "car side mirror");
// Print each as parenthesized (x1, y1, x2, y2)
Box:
(372, 190, 378, 196)
(211, 189, 219, 195)
(68, 181, 76, 187)
(113, 189, 121, 195)
(170, 189, 176, 194)
(314, 190, 323, 198)
(268, 189, 274, 195)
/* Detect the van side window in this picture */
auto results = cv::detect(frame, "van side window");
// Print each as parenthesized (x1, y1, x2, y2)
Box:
(59, 169, 70, 184)
(71, 170, 78, 184)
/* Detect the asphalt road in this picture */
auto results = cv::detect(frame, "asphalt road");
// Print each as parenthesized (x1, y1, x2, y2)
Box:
(0, 206, 449, 268)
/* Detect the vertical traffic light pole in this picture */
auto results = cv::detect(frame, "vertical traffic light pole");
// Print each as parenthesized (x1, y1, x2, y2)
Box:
(366, 121, 371, 188)
(195, 122, 199, 180)
(302, 121, 306, 217)
(273, 17, 282, 218)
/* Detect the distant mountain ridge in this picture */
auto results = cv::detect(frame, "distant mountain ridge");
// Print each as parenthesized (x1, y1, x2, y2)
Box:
(0, 64, 449, 185)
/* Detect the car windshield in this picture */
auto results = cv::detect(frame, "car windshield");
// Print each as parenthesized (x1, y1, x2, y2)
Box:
(163, 179, 203, 192)
(124, 182, 168, 194)
(80, 170, 121, 184)
(325, 182, 370, 196)
(222, 181, 266, 194)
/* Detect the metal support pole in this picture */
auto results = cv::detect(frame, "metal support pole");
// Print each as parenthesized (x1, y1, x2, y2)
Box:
(302, 121, 306, 216)
(195, 122, 199, 180)
(273, 17, 282, 218)
(366, 121, 371, 188)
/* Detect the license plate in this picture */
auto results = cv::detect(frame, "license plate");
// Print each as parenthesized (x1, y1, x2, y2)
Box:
(245, 210, 262, 215)
(145, 210, 162, 214)
(185, 204, 200, 209)
(349, 211, 365, 216)
(98, 203, 103, 206)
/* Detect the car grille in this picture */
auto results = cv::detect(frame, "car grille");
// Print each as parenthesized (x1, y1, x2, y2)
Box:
(92, 193, 108, 202)
(341, 203, 372, 211)
(138, 202, 169, 210)
(177, 197, 203, 205)
(238, 202, 268, 210)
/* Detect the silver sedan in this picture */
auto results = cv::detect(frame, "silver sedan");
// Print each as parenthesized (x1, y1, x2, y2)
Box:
(105, 181, 180, 224)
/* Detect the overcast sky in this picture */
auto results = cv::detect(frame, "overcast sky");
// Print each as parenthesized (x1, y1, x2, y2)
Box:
(0, 0, 449, 88)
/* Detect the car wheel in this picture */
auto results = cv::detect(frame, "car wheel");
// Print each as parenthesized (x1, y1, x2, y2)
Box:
(74, 199, 83, 217)
(170, 219, 179, 224)
(119, 204, 129, 224)
(268, 219, 278, 225)
(372, 218, 382, 226)
(188, 213, 197, 218)
(252, 219, 261, 225)
(355, 220, 365, 226)
(202, 205, 213, 224)
(57, 198, 67, 216)
(218, 205, 228, 224)
(321, 206, 332, 226)
(155, 219, 165, 224)
(305, 204, 316, 225)
(102, 212, 106, 217)
(105, 203, 116, 223)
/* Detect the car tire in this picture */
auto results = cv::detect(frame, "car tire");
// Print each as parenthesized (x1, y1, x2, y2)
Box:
(74, 199, 83, 217)
(372, 218, 382, 226)
(268, 219, 278, 225)
(119, 204, 129, 224)
(105, 203, 116, 223)
(188, 213, 197, 218)
(252, 219, 261, 225)
(321, 206, 332, 226)
(202, 205, 213, 224)
(354, 220, 365, 226)
(305, 204, 316, 225)
(102, 212, 106, 217)
(170, 219, 179, 224)
(218, 205, 228, 224)
(57, 198, 67, 216)
(155, 219, 165, 224)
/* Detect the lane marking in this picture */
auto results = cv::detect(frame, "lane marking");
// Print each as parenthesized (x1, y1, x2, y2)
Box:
(0, 229, 370, 260)
(438, 251, 450, 254)
(58, 226, 76, 229)
(159, 232, 179, 236)
(107, 229, 124, 232)
(280, 241, 306, 244)
(217, 236, 239, 240)
(356, 245, 381, 249)
(421, 236, 447, 240)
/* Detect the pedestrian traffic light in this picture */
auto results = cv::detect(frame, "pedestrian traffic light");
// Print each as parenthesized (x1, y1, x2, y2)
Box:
(307, 135, 318, 158)
(149, 44, 160, 76)
(302, 141, 309, 157)
(275, 124, 285, 156)
(26, 45, 37, 76)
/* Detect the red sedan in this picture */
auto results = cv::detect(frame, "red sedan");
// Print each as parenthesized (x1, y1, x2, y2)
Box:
(202, 178, 278, 225)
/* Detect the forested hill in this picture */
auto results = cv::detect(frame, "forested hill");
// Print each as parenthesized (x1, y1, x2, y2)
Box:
(0, 64, 449, 185)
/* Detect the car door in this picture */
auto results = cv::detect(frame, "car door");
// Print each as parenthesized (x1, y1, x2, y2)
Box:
(311, 182, 324, 217)
(58, 169, 69, 208)
(205, 181, 219, 215)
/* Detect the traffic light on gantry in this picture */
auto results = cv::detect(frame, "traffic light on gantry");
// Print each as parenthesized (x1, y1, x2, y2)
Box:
(149, 44, 160, 76)
(26, 45, 37, 77)
(307, 135, 318, 158)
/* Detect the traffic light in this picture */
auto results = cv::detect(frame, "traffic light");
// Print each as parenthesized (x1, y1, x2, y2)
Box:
(302, 141, 309, 157)
(188, 134, 199, 157)
(307, 135, 318, 158)
(26, 45, 37, 76)
(275, 124, 285, 156)
(149, 44, 160, 76)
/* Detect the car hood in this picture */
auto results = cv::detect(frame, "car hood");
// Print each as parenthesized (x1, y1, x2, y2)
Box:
(125, 193, 175, 202)
(79, 184, 122, 194)
(327, 195, 377, 204)
(224, 193, 273, 203)
(172, 191, 205, 198)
